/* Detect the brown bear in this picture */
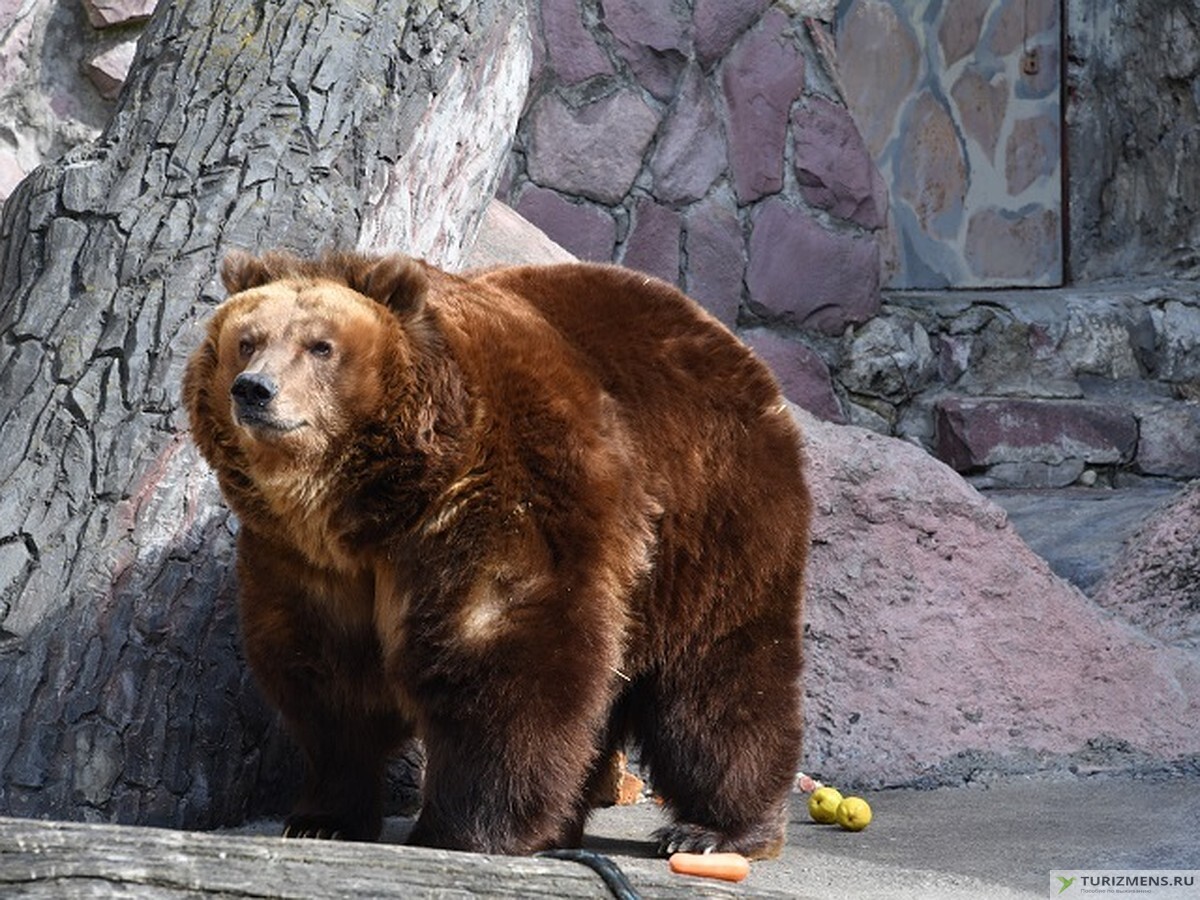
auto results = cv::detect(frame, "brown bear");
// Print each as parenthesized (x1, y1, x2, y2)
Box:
(183, 249, 811, 858)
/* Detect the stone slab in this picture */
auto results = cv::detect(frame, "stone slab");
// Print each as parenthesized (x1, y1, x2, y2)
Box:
(934, 397, 1138, 471)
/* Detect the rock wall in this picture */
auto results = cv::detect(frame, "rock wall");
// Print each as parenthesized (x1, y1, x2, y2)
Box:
(500, 0, 884, 336)
(1067, 1, 1200, 281)
(3, 0, 883, 340)
(9, 0, 1200, 296)
(0, 0, 134, 199)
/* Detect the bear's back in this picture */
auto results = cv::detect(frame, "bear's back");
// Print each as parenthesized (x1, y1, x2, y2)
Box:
(471, 260, 807, 569)
(471, 263, 781, 426)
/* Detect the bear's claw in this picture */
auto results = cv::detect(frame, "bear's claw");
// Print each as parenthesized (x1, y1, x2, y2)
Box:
(282, 814, 352, 841)
(653, 821, 786, 860)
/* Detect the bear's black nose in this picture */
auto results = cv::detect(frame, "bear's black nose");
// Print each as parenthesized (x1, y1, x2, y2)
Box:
(231, 372, 278, 409)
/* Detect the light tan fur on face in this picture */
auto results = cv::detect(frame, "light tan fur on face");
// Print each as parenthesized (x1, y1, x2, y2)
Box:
(213, 279, 400, 571)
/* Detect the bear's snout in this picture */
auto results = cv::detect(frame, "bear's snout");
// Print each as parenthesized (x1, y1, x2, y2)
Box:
(229, 371, 307, 435)
(232, 371, 279, 410)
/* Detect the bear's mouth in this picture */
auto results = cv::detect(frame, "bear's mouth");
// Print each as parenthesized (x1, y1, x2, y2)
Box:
(233, 408, 308, 435)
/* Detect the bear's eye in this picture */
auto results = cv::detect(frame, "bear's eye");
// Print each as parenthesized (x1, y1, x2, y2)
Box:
(238, 338, 256, 358)
(309, 340, 334, 359)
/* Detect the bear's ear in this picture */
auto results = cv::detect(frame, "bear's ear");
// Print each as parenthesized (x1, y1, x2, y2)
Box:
(220, 250, 277, 295)
(359, 255, 429, 319)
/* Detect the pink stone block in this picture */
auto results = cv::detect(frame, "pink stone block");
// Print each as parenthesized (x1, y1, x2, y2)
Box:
(541, 0, 613, 85)
(682, 191, 743, 328)
(692, 0, 771, 66)
(740, 328, 844, 422)
(792, 96, 887, 229)
(602, 0, 688, 99)
(513, 185, 616, 262)
(934, 397, 1137, 471)
(746, 198, 880, 334)
(600, 0, 686, 53)
(526, 91, 660, 205)
(721, 8, 804, 203)
(85, 40, 137, 100)
(648, 64, 725, 204)
(82, 0, 156, 29)
(622, 197, 681, 285)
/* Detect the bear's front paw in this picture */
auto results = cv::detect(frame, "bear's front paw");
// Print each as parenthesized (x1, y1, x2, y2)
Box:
(653, 822, 785, 860)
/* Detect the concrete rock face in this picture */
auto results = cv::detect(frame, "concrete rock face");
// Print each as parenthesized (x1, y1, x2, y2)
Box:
(797, 405, 1200, 785)
(1095, 482, 1200, 648)
(1069, 1, 1200, 281)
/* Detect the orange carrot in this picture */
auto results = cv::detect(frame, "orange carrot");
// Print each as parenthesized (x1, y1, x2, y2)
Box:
(668, 851, 751, 883)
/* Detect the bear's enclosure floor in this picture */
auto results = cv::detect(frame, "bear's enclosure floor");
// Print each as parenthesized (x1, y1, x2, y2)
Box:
(6, 775, 1196, 898)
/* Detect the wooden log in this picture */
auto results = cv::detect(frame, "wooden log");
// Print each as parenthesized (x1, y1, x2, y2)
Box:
(0, 816, 782, 898)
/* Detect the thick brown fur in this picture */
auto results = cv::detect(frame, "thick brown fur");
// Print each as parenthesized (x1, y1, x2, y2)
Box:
(183, 249, 811, 858)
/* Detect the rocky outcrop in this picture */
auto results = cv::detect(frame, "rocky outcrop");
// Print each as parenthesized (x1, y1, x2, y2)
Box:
(797, 404, 1200, 786)
(1094, 483, 1200, 648)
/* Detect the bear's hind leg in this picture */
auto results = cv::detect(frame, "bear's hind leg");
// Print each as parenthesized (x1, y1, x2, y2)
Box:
(637, 617, 802, 860)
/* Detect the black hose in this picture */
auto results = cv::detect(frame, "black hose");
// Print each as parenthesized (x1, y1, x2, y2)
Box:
(535, 848, 643, 900)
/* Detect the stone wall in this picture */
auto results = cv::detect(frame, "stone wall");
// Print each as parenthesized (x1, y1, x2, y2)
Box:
(499, 0, 884, 336)
(6, 0, 1200, 490)
(793, 279, 1200, 488)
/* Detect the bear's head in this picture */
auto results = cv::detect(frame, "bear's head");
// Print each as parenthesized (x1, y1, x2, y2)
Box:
(183, 250, 440, 528)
